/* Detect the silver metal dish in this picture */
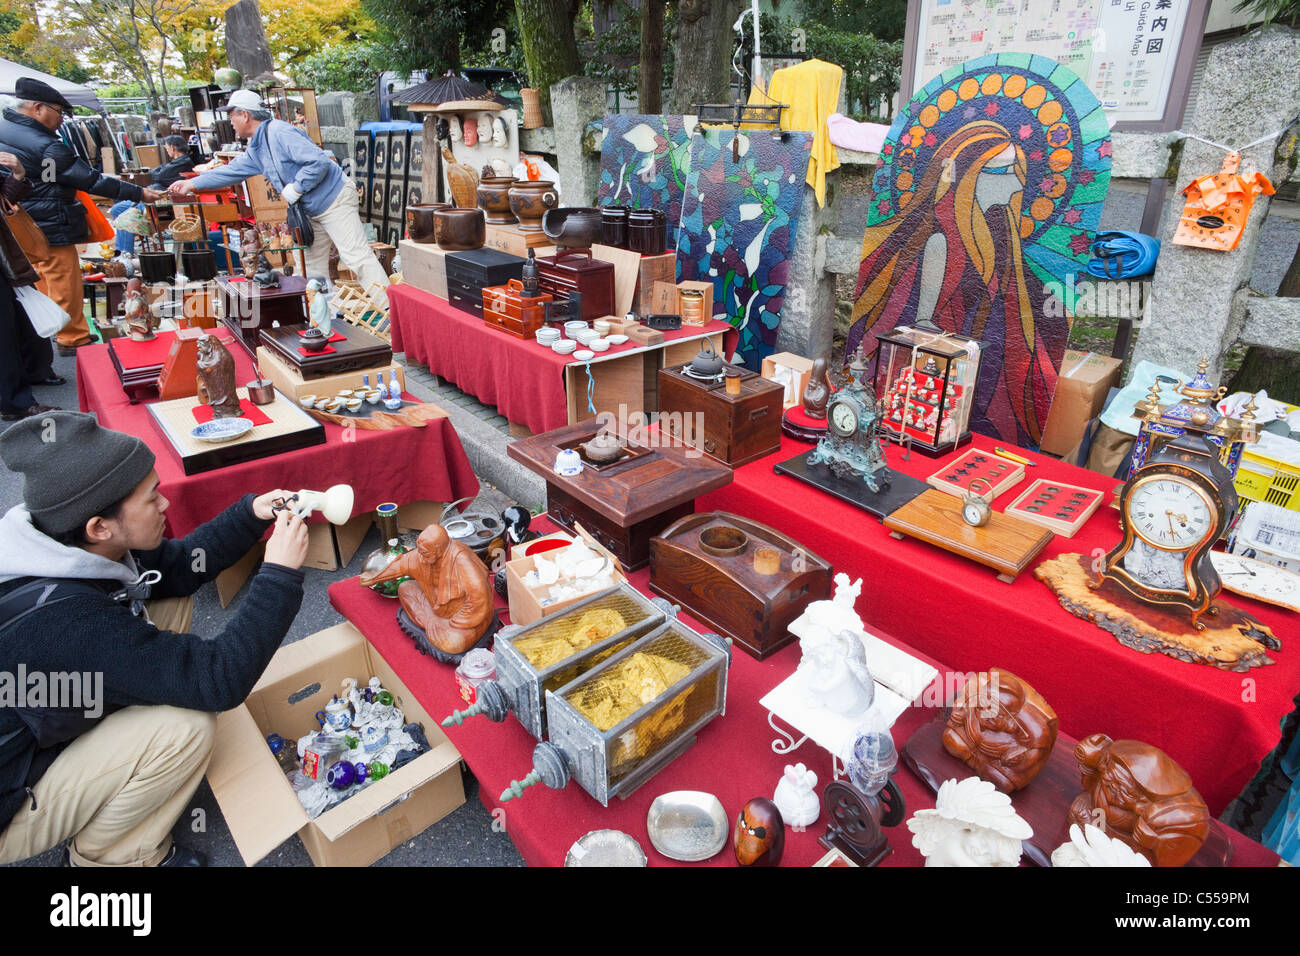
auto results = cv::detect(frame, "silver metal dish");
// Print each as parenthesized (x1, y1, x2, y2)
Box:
(646, 790, 729, 861)
(564, 829, 647, 867)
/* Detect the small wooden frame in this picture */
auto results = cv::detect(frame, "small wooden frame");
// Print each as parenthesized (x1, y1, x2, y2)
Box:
(1006, 478, 1105, 538)
(926, 449, 1024, 500)
(884, 488, 1054, 583)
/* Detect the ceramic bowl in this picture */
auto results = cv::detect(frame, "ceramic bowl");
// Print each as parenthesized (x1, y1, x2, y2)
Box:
(606, 334, 628, 346)
(589, 338, 610, 352)
(536, 328, 561, 346)
(299, 394, 317, 408)
(573, 349, 594, 361)
(337, 389, 354, 399)
(564, 320, 588, 338)
(365, 390, 382, 404)
(314, 398, 331, 410)
(552, 339, 577, 355)
(573, 328, 599, 345)
(346, 398, 363, 412)
(593, 319, 611, 336)
(190, 418, 255, 444)
(383, 397, 403, 411)
(325, 398, 344, 413)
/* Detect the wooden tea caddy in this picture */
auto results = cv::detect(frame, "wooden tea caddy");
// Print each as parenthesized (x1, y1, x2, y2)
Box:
(506, 419, 733, 571)
(649, 511, 832, 660)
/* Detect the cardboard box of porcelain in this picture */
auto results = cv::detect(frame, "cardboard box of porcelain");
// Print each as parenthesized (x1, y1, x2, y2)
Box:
(207, 622, 465, 867)
(256, 346, 406, 404)
(505, 527, 626, 626)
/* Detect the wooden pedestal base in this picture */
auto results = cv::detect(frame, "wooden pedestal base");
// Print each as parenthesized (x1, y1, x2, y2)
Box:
(903, 714, 1234, 867)
(773, 453, 929, 519)
(1035, 554, 1278, 672)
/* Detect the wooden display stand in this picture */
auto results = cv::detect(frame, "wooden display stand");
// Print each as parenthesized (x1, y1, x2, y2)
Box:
(883, 488, 1053, 583)
(259, 322, 393, 379)
(256, 346, 405, 403)
(902, 714, 1235, 868)
(218, 275, 309, 351)
(156, 327, 205, 400)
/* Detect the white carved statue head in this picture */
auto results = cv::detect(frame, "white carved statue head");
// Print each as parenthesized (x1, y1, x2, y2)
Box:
(907, 777, 1033, 867)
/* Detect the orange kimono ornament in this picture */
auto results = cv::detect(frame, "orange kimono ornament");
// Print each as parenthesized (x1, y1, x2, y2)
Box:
(1172, 151, 1274, 252)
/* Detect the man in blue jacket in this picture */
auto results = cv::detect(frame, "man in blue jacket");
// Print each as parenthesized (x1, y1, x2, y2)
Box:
(0, 412, 309, 866)
(170, 90, 388, 306)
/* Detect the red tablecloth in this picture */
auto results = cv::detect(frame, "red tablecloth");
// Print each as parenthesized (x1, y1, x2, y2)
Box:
(388, 284, 738, 435)
(76, 340, 480, 537)
(697, 433, 1299, 816)
(328, 558, 1279, 867)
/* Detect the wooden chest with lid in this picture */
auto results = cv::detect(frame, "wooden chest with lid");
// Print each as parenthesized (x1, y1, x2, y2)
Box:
(536, 248, 615, 322)
(657, 363, 785, 468)
(482, 279, 554, 339)
(445, 248, 526, 319)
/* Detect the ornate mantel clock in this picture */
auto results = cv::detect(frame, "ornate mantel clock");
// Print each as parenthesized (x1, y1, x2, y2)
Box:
(1092, 360, 1258, 629)
(806, 352, 890, 492)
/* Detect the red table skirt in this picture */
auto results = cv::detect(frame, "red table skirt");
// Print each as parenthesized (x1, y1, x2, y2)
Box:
(697, 433, 1299, 816)
(76, 340, 480, 537)
(328, 549, 1278, 867)
(388, 283, 737, 435)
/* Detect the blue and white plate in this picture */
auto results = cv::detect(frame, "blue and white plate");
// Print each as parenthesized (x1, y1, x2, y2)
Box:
(190, 417, 255, 443)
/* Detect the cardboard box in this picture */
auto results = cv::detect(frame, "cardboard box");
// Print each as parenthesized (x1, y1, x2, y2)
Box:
(506, 526, 626, 625)
(483, 222, 555, 259)
(762, 352, 816, 409)
(207, 622, 466, 866)
(245, 174, 287, 223)
(257, 346, 406, 403)
(633, 252, 676, 315)
(1040, 350, 1125, 456)
(303, 512, 372, 572)
(398, 239, 448, 299)
(396, 500, 449, 534)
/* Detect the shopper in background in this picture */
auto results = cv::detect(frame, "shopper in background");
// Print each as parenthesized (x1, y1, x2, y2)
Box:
(169, 90, 388, 307)
(0, 77, 165, 355)
(149, 135, 195, 189)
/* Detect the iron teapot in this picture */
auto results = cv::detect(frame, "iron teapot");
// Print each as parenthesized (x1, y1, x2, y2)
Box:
(578, 432, 624, 464)
(689, 342, 725, 378)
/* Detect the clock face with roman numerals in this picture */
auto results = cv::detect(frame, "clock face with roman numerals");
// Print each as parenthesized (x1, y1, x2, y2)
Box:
(1126, 475, 1215, 552)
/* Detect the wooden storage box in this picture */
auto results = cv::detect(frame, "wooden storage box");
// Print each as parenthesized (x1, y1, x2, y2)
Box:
(537, 248, 615, 322)
(482, 279, 553, 339)
(259, 322, 393, 379)
(649, 511, 833, 660)
(658, 363, 784, 467)
(257, 346, 405, 402)
(445, 248, 525, 319)
(399, 239, 448, 299)
(484, 222, 556, 258)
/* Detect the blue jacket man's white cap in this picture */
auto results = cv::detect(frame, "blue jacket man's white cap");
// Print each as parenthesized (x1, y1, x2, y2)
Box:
(218, 89, 265, 113)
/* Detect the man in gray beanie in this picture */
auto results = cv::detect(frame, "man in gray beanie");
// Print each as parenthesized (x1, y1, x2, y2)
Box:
(0, 411, 309, 866)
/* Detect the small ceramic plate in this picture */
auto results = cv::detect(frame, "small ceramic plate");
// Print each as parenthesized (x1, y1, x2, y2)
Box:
(606, 334, 628, 345)
(646, 790, 728, 861)
(564, 829, 646, 867)
(190, 418, 255, 444)
(572, 349, 594, 361)
(589, 338, 610, 352)
(552, 340, 577, 354)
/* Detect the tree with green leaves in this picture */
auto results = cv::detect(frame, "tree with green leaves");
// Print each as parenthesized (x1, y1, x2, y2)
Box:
(361, 0, 514, 77)
(1232, 0, 1299, 27)
(515, 0, 581, 122)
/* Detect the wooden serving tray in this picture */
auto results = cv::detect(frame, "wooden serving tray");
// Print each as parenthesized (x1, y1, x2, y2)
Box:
(883, 488, 1053, 583)
(649, 511, 832, 660)
(259, 322, 393, 378)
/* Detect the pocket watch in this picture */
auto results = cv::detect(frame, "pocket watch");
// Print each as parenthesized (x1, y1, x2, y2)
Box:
(961, 478, 993, 527)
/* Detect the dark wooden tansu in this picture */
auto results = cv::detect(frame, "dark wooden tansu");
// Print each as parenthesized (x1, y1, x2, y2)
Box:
(649, 511, 832, 659)
(218, 275, 309, 352)
(536, 248, 615, 322)
(506, 419, 733, 570)
(259, 322, 393, 378)
(445, 248, 526, 319)
(658, 363, 784, 467)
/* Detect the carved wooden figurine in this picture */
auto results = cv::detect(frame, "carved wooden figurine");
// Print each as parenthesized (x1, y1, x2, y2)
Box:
(120, 277, 156, 341)
(1067, 734, 1210, 867)
(359, 524, 494, 659)
(194, 334, 242, 418)
(241, 227, 261, 279)
(733, 797, 785, 866)
(941, 668, 1058, 792)
(802, 357, 831, 419)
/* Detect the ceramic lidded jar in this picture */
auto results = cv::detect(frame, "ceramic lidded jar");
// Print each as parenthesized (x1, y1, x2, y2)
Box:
(542, 207, 603, 248)
(406, 203, 449, 244)
(509, 180, 559, 233)
(628, 208, 667, 255)
(601, 206, 629, 248)
(434, 207, 486, 251)
(476, 176, 519, 225)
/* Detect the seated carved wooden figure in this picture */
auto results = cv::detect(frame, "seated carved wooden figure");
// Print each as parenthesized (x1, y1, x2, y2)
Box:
(941, 667, 1057, 792)
(359, 524, 494, 659)
(1067, 734, 1210, 867)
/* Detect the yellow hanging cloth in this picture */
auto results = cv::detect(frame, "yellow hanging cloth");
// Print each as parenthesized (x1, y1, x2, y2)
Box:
(748, 58, 843, 207)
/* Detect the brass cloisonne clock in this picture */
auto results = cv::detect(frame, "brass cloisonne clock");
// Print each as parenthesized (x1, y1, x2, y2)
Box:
(806, 352, 890, 493)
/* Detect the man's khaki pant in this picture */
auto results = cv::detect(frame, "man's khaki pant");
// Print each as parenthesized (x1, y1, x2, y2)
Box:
(0, 594, 203, 866)
(304, 180, 389, 310)
(29, 244, 90, 348)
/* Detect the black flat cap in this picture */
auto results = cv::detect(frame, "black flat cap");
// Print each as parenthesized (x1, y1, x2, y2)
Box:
(15, 77, 73, 114)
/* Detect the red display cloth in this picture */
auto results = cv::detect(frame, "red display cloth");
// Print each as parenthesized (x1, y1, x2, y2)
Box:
(191, 399, 273, 427)
(696, 433, 1299, 816)
(297, 344, 337, 357)
(327, 554, 1279, 867)
(76, 343, 480, 537)
(388, 284, 739, 435)
(109, 331, 178, 370)
(784, 405, 829, 430)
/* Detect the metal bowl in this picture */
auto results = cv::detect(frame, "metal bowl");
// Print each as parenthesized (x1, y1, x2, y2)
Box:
(564, 829, 647, 867)
(646, 790, 728, 861)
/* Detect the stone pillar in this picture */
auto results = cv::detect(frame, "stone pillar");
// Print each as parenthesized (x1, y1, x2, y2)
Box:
(549, 76, 605, 205)
(778, 184, 837, 363)
(224, 0, 274, 82)
(1130, 26, 1300, 382)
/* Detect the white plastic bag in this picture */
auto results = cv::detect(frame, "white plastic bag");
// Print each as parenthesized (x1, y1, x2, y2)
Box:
(14, 284, 70, 337)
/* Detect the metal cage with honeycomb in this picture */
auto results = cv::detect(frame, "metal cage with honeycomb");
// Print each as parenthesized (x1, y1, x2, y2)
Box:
(441, 584, 669, 740)
(501, 618, 731, 806)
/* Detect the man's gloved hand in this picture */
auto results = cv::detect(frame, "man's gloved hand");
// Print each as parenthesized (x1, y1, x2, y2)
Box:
(281, 183, 301, 204)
